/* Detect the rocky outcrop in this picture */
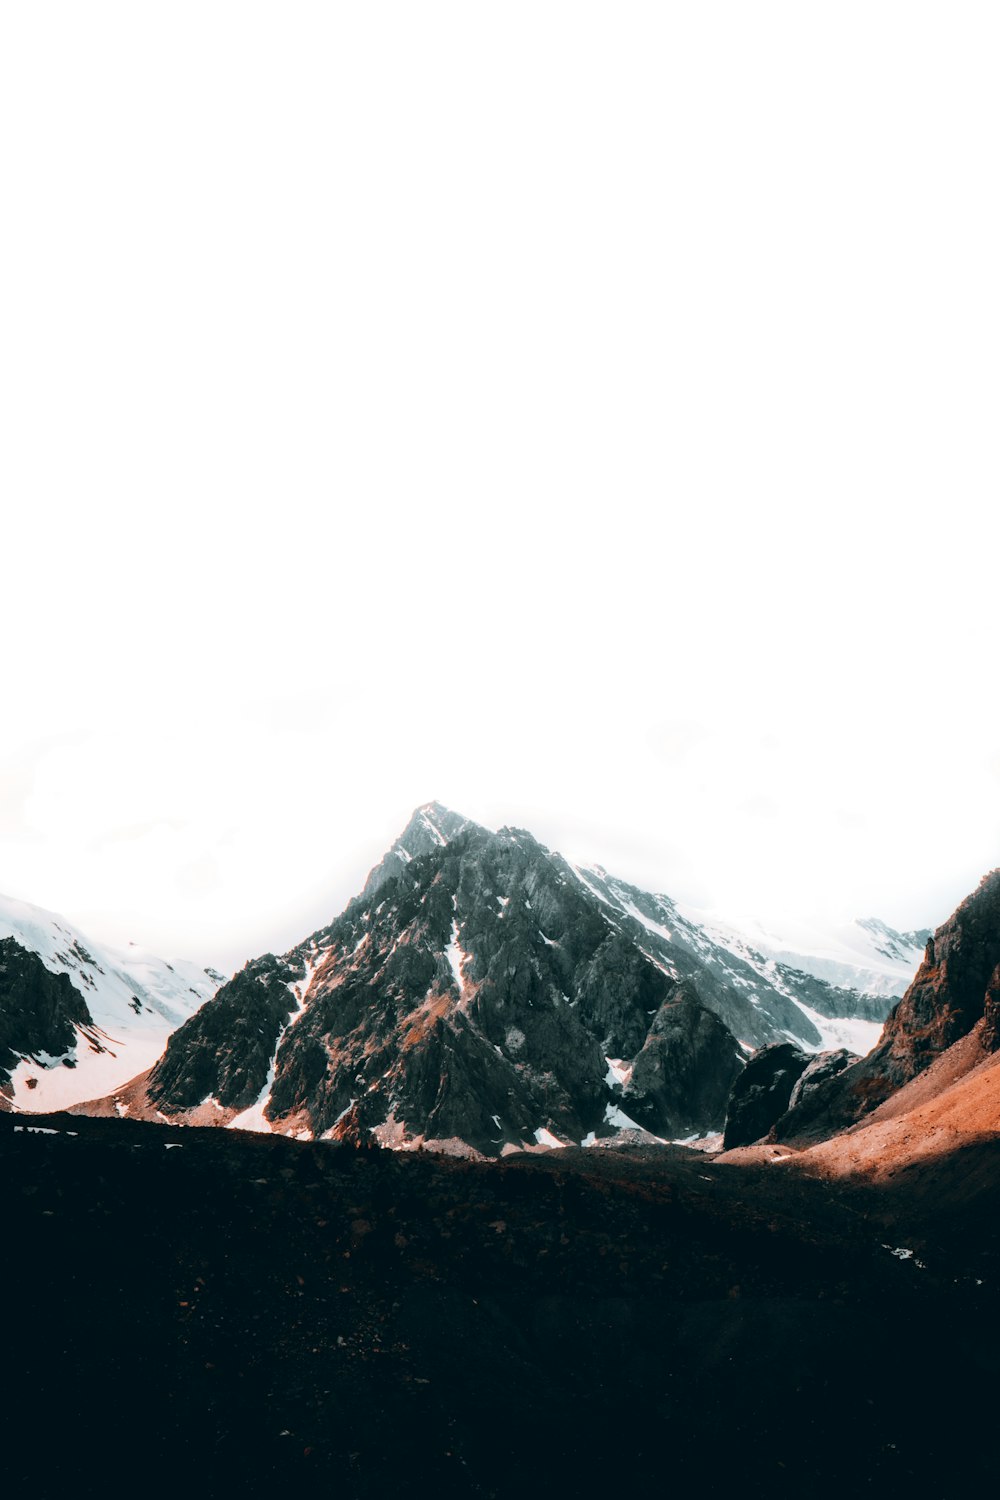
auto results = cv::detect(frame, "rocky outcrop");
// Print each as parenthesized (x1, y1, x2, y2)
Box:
(0, 937, 93, 1093)
(722, 1043, 811, 1149)
(771, 1048, 858, 1138)
(722, 1045, 861, 1149)
(625, 984, 743, 1137)
(777, 868, 1000, 1142)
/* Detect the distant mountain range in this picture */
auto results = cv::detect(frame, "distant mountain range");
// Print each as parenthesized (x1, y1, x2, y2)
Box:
(40, 802, 927, 1152)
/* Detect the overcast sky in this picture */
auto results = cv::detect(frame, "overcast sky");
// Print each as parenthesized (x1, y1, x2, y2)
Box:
(2, 4, 998, 972)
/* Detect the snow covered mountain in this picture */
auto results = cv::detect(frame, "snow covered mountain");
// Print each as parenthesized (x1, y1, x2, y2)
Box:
(0, 891, 225, 1112)
(94, 803, 928, 1153)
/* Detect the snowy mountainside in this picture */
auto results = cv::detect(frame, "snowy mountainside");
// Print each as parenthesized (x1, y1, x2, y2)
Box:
(680, 906, 928, 1001)
(0, 891, 225, 1112)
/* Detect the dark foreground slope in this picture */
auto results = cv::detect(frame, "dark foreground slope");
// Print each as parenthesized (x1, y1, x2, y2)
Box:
(3, 1112, 997, 1499)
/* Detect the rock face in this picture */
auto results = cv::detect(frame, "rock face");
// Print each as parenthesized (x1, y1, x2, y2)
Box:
(981, 960, 1000, 1052)
(777, 868, 1000, 1142)
(774, 1049, 858, 1135)
(146, 954, 300, 1113)
(626, 985, 743, 1137)
(722, 1046, 861, 1150)
(722, 1043, 811, 1149)
(145, 811, 747, 1151)
(0, 937, 93, 1093)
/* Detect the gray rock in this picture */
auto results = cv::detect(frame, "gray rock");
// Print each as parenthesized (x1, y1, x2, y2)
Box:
(722, 1043, 810, 1149)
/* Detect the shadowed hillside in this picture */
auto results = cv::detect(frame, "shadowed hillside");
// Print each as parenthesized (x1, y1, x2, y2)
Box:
(4, 1108, 996, 1498)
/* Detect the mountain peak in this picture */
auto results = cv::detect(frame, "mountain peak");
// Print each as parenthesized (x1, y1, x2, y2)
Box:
(406, 800, 468, 840)
(361, 801, 478, 898)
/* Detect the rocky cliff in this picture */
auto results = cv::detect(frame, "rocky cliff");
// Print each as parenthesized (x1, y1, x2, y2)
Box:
(0, 937, 93, 1096)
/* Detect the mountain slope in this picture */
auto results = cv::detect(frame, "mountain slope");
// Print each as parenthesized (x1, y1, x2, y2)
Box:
(0, 891, 225, 1111)
(799, 1028, 1000, 1180)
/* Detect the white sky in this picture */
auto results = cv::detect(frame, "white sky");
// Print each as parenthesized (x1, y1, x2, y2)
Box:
(2, 3, 998, 973)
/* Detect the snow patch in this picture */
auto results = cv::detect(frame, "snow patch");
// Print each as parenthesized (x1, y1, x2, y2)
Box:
(787, 997, 884, 1056)
(604, 1057, 633, 1089)
(445, 921, 473, 1006)
(604, 1102, 645, 1132)
(227, 1058, 278, 1134)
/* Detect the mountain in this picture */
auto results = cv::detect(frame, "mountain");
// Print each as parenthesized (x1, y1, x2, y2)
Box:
(718, 867, 1000, 1153)
(0, 891, 225, 1112)
(124, 812, 743, 1150)
(89, 802, 926, 1153)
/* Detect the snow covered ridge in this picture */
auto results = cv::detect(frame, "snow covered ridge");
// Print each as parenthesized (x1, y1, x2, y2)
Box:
(0, 891, 226, 1114)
